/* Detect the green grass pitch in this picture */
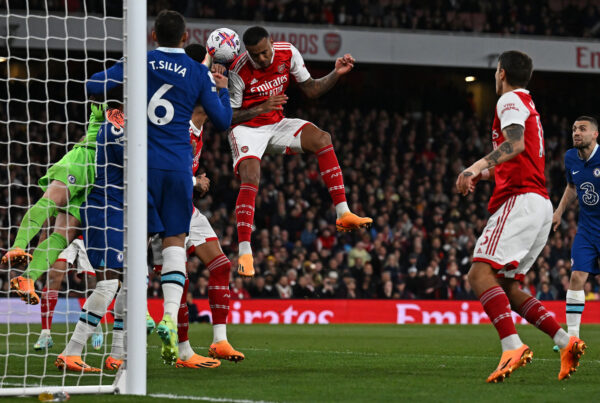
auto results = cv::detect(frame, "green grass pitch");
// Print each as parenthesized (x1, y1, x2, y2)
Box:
(1, 323, 598, 402)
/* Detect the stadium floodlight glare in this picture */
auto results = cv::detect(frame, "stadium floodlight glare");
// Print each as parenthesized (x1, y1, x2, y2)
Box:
(465, 76, 476, 82)
(0, 0, 146, 397)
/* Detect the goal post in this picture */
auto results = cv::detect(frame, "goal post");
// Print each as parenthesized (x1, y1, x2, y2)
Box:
(123, 0, 147, 396)
(0, 0, 147, 397)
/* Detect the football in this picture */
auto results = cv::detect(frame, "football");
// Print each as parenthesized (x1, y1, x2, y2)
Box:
(206, 27, 241, 64)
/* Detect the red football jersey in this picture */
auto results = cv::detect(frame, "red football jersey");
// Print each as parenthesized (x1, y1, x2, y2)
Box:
(189, 121, 203, 176)
(488, 89, 548, 214)
(228, 42, 311, 127)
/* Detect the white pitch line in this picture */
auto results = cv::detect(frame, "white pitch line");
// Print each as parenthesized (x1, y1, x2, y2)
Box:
(148, 393, 277, 403)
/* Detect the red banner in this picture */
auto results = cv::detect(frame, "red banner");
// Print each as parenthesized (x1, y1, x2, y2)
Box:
(139, 299, 600, 325)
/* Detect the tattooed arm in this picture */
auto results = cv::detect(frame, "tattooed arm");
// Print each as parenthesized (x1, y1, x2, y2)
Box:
(455, 124, 525, 195)
(297, 53, 355, 99)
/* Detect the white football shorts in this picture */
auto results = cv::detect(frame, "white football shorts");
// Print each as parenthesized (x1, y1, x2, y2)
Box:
(151, 208, 218, 270)
(229, 118, 311, 174)
(56, 237, 95, 277)
(473, 192, 552, 281)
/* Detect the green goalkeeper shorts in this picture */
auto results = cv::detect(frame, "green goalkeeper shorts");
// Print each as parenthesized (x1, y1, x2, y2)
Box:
(38, 146, 96, 222)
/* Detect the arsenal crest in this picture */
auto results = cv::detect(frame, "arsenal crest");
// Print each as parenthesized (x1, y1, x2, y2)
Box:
(323, 33, 341, 56)
(278, 63, 285, 73)
(241, 146, 249, 153)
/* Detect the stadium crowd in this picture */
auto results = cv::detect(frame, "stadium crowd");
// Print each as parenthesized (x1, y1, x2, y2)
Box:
(13, 0, 600, 39)
(2, 99, 599, 303)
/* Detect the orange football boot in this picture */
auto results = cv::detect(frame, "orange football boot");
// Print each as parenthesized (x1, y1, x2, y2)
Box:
(175, 353, 221, 369)
(209, 340, 245, 363)
(10, 276, 40, 305)
(335, 212, 373, 232)
(486, 344, 533, 383)
(55, 354, 100, 373)
(237, 254, 255, 277)
(105, 356, 123, 371)
(1, 247, 33, 267)
(558, 336, 586, 380)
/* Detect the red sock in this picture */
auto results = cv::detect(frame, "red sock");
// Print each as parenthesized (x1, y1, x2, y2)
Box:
(208, 254, 231, 325)
(480, 286, 517, 339)
(177, 275, 190, 343)
(235, 183, 257, 244)
(316, 144, 346, 205)
(518, 296, 561, 338)
(41, 288, 59, 330)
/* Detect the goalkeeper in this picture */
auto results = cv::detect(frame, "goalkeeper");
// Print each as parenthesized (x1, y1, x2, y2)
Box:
(3, 103, 106, 305)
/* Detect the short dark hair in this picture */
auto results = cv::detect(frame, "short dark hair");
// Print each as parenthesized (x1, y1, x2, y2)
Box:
(575, 115, 599, 129)
(154, 10, 186, 47)
(185, 43, 207, 64)
(243, 26, 269, 46)
(498, 50, 533, 88)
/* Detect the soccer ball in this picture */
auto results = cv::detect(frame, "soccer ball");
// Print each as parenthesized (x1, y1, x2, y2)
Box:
(206, 28, 241, 64)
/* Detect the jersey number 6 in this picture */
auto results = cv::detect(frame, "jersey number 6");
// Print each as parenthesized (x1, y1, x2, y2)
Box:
(147, 83, 174, 126)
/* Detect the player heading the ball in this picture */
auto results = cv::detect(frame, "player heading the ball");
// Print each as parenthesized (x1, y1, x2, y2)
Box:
(227, 26, 372, 277)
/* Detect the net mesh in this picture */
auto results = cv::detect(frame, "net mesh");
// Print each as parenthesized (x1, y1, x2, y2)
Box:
(0, 0, 124, 392)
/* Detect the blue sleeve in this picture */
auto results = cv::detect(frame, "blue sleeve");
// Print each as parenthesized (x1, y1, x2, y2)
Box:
(196, 66, 233, 132)
(107, 125, 125, 167)
(565, 154, 573, 184)
(87, 61, 124, 96)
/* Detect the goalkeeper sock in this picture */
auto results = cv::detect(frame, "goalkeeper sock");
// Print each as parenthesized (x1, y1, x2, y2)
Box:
(13, 197, 57, 250)
(316, 144, 347, 208)
(24, 232, 67, 281)
(64, 279, 119, 356)
(566, 289, 585, 337)
(160, 246, 186, 323)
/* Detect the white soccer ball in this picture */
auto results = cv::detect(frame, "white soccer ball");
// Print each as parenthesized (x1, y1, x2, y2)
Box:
(206, 28, 241, 64)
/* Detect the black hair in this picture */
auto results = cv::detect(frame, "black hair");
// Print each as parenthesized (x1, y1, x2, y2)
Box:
(243, 26, 269, 46)
(154, 10, 186, 47)
(89, 85, 123, 109)
(575, 115, 599, 129)
(498, 50, 533, 88)
(184, 43, 207, 64)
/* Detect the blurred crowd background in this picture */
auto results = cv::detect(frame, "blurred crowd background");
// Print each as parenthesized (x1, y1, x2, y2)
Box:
(15, 0, 600, 38)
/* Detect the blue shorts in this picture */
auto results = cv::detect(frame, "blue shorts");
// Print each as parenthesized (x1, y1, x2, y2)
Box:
(147, 168, 193, 237)
(81, 201, 124, 269)
(571, 231, 600, 274)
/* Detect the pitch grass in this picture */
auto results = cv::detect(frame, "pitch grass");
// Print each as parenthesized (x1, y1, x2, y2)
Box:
(1, 323, 598, 402)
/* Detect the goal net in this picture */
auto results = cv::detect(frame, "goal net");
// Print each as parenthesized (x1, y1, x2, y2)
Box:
(0, 0, 146, 396)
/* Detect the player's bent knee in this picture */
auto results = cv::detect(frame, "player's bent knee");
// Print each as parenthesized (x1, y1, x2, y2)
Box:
(570, 270, 589, 289)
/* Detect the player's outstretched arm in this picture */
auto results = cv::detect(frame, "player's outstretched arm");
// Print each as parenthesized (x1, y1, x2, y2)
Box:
(456, 124, 524, 195)
(552, 183, 577, 231)
(297, 54, 355, 99)
(199, 72, 232, 132)
(86, 61, 123, 97)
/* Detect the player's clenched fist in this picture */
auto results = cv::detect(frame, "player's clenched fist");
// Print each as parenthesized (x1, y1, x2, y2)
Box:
(335, 54, 355, 75)
(212, 72, 228, 89)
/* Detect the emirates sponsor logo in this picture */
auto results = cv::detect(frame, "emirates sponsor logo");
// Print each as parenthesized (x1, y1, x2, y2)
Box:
(250, 75, 288, 94)
(323, 33, 342, 56)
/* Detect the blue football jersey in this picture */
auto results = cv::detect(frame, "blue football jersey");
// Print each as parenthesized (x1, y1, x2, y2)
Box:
(87, 48, 232, 172)
(565, 144, 600, 239)
(88, 109, 125, 207)
(147, 47, 231, 172)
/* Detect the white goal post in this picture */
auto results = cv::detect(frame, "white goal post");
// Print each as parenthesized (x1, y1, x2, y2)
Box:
(0, 0, 147, 397)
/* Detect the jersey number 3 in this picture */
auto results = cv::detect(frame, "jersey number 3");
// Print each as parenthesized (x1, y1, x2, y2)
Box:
(147, 84, 174, 126)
